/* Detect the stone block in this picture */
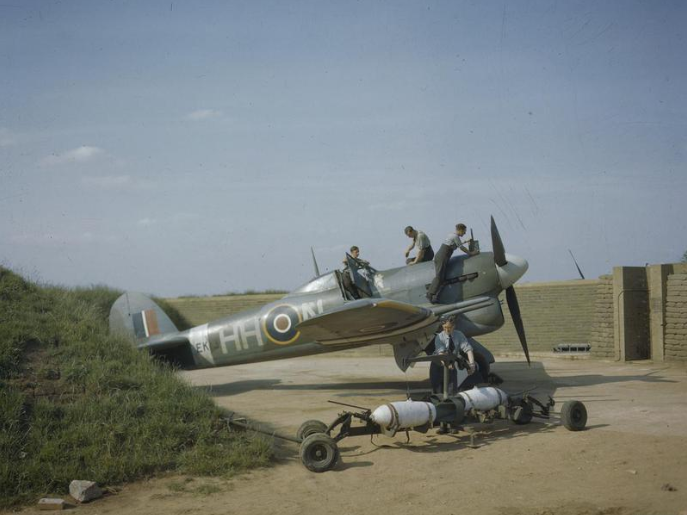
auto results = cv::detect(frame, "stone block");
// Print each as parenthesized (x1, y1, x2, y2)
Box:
(69, 480, 103, 503)
(38, 498, 65, 510)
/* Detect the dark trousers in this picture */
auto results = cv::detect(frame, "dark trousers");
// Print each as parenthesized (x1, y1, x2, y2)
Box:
(430, 361, 457, 394)
(427, 244, 454, 302)
(421, 245, 435, 262)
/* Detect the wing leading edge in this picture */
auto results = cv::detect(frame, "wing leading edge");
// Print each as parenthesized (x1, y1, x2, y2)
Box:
(296, 296, 495, 346)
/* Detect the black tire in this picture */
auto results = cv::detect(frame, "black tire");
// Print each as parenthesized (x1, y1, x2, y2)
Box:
(296, 419, 328, 441)
(475, 353, 490, 383)
(300, 433, 339, 473)
(512, 405, 533, 425)
(561, 401, 587, 431)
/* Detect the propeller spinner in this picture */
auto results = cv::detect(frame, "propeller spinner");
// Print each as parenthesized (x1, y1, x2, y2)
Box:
(490, 216, 531, 365)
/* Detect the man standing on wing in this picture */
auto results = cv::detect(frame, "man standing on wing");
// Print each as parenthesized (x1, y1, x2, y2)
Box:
(427, 223, 478, 303)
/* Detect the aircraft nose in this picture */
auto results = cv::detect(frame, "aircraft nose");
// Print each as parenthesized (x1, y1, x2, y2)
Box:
(496, 253, 529, 289)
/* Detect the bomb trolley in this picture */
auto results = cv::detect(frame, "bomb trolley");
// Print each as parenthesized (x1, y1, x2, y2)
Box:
(294, 353, 588, 473)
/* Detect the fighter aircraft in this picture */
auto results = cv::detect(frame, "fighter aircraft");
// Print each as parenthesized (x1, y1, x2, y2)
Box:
(109, 217, 531, 377)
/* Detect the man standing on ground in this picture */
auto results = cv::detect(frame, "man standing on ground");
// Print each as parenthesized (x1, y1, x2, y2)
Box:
(427, 223, 477, 303)
(429, 317, 477, 395)
(404, 226, 434, 265)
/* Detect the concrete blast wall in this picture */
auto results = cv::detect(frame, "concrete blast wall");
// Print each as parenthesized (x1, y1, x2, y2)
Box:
(589, 276, 614, 359)
(477, 280, 598, 355)
(665, 273, 687, 362)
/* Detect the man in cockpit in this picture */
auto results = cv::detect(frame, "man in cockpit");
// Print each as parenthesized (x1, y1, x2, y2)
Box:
(342, 246, 375, 298)
(342, 246, 375, 278)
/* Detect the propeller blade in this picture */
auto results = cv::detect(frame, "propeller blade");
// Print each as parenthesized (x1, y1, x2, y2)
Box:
(568, 249, 585, 280)
(506, 286, 530, 366)
(490, 216, 507, 267)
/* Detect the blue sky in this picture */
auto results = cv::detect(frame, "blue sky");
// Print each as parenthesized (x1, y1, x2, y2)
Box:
(1, 0, 685, 296)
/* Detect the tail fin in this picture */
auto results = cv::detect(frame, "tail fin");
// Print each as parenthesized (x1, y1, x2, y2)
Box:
(109, 292, 179, 343)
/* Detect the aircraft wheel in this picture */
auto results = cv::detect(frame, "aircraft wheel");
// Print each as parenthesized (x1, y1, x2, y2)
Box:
(561, 401, 587, 431)
(475, 354, 490, 383)
(512, 405, 533, 425)
(296, 419, 328, 441)
(300, 433, 339, 473)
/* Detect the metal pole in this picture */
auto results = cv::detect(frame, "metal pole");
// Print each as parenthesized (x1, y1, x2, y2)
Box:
(443, 364, 449, 400)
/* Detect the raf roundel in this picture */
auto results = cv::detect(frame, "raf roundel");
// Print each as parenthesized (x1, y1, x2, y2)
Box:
(263, 304, 302, 345)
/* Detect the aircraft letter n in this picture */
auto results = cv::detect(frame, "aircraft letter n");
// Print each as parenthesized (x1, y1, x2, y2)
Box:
(219, 323, 244, 352)
(301, 300, 324, 321)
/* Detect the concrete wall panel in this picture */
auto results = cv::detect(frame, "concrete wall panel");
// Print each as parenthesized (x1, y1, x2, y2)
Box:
(665, 273, 687, 362)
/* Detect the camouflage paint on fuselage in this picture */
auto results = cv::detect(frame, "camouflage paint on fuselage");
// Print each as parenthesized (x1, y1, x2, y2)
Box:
(185, 283, 347, 368)
(182, 251, 505, 369)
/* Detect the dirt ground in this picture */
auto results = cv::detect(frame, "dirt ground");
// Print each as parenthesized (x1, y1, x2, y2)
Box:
(11, 357, 687, 515)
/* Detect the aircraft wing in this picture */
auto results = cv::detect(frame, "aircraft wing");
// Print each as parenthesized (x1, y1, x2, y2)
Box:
(296, 295, 496, 347)
(296, 298, 434, 344)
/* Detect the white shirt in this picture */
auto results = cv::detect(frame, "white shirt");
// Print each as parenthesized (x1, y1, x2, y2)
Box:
(433, 329, 472, 355)
(443, 233, 469, 252)
(414, 231, 431, 250)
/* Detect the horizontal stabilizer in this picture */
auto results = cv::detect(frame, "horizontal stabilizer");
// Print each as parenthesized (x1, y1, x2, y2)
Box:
(109, 292, 187, 350)
(136, 332, 190, 351)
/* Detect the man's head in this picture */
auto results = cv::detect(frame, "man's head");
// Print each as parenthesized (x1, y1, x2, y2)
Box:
(442, 316, 456, 333)
(404, 226, 416, 239)
(350, 246, 360, 258)
(455, 223, 467, 237)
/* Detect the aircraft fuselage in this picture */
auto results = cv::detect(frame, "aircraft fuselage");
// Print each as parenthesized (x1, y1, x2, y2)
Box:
(178, 252, 506, 369)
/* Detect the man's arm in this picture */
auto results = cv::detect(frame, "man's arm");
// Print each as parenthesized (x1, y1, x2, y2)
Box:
(458, 239, 478, 256)
(404, 241, 415, 258)
(456, 331, 478, 375)
(466, 350, 477, 375)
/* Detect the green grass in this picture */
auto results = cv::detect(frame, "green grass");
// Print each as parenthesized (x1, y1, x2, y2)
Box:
(178, 289, 288, 298)
(0, 267, 272, 508)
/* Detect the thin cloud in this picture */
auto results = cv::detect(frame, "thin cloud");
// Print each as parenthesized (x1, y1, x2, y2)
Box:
(81, 175, 155, 190)
(136, 213, 200, 227)
(82, 175, 131, 188)
(41, 146, 104, 166)
(171, 212, 200, 222)
(0, 128, 17, 147)
(186, 109, 222, 121)
(11, 231, 118, 246)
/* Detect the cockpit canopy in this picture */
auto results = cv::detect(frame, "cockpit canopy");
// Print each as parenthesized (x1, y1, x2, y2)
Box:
(288, 272, 339, 296)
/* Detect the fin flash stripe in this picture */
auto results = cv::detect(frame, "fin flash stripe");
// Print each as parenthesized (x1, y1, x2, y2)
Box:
(132, 309, 161, 339)
(143, 309, 160, 336)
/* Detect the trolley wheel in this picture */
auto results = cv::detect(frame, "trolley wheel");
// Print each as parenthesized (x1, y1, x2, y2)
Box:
(296, 419, 328, 441)
(300, 433, 339, 473)
(561, 401, 587, 431)
(512, 405, 533, 425)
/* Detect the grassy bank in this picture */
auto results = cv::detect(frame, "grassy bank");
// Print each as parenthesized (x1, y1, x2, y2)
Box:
(0, 267, 272, 508)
